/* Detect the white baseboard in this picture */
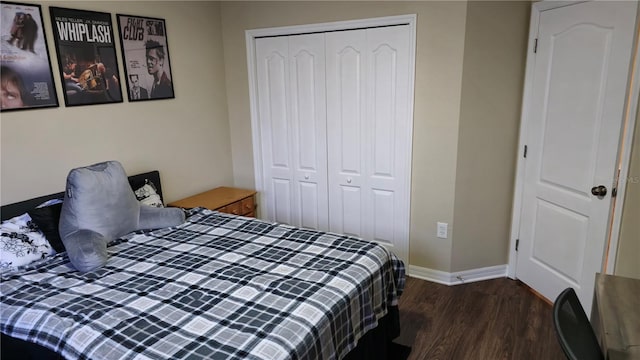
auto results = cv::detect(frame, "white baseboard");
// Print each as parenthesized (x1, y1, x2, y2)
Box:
(407, 264, 507, 286)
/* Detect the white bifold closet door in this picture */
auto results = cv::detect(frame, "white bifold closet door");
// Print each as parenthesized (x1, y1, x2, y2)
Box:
(256, 33, 329, 231)
(325, 27, 411, 259)
(255, 25, 411, 262)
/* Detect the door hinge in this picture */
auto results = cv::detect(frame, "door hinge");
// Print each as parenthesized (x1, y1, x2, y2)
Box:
(515, 239, 519, 252)
(523, 145, 528, 158)
(534, 38, 538, 53)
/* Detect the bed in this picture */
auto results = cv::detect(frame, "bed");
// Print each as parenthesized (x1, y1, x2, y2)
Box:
(0, 170, 406, 360)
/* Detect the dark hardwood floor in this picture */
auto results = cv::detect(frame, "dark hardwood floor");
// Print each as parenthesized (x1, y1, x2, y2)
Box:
(395, 276, 566, 360)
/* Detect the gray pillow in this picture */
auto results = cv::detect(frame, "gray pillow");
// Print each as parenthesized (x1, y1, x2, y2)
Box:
(59, 161, 185, 272)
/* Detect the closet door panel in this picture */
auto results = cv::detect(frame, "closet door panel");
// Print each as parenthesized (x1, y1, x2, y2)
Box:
(273, 178, 293, 224)
(341, 186, 363, 237)
(336, 47, 363, 173)
(256, 37, 294, 225)
(372, 189, 394, 242)
(289, 33, 328, 230)
(366, 28, 399, 243)
(365, 26, 411, 256)
(326, 25, 411, 260)
(326, 30, 367, 237)
(298, 182, 320, 229)
(288, 34, 329, 230)
(370, 42, 396, 177)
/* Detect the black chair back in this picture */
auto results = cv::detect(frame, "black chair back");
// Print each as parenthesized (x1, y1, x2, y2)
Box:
(552, 288, 604, 360)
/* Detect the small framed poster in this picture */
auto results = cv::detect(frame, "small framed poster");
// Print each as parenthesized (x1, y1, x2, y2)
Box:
(49, 7, 123, 106)
(1, 1, 58, 112)
(117, 14, 174, 101)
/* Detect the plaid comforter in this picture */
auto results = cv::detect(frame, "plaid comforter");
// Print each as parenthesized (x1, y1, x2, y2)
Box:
(1, 208, 405, 360)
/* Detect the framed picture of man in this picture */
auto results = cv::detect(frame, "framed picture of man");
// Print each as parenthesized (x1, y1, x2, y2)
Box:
(1, 1, 58, 112)
(49, 7, 123, 107)
(117, 14, 174, 101)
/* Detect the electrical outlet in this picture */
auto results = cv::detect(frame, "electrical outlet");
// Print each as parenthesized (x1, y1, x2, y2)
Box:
(437, 222, 448, 239)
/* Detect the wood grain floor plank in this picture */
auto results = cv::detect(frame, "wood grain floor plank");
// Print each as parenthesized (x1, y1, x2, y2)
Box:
(395, 276, 565, 360)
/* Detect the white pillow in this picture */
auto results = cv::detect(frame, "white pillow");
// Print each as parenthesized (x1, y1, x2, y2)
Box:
(37, 198, 63, 208)
(134, 180, 163, 208)
(0, 213, 55, 270)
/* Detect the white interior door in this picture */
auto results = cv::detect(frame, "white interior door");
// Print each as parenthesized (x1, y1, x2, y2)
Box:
(326, 25, 412, 262)
(255, 34, 328, 229)
(516, 1, 637, 314)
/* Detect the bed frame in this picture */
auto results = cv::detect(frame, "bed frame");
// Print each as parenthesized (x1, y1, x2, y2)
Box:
(1, 171, 162, 221)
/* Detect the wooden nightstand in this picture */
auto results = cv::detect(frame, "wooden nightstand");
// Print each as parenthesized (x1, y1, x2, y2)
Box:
(168, 187, 257, 217)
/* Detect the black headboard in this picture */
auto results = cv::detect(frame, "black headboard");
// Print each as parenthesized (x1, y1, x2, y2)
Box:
(0, 170, 162, 221)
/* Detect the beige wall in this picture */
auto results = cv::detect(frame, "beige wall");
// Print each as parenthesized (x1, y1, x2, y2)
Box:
(1, 1, 233, 206)
(221, 1, 468, 271)
(615, 105, 640, 279)
(452, 1, 530, 271)
(3, 1, 633, 275)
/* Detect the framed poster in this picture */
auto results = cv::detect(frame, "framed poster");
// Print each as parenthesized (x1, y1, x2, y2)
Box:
(0, 1, 58, 112)
(49, 7, 122, 106)
(117, 14, 174, 101)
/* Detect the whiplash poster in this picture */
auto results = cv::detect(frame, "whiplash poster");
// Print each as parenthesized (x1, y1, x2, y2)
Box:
(0, 1, 58, 112)
(117, 14, 174, 101)
(50, 7, 122, 106)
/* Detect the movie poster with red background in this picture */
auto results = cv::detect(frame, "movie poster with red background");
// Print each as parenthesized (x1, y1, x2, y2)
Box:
(50, 7, 122, 106)
(1, 1, 58, 112)
(117, 14, 174, 102)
